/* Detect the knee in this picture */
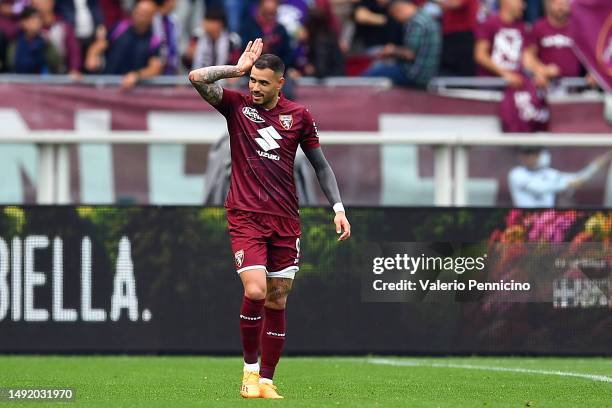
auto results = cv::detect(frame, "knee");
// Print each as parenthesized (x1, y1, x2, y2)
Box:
(265, 296, 287, 310)
(243, 283, 266, 300)
(265, 286, 291, 310)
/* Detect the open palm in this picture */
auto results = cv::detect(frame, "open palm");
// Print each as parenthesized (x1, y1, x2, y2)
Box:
(237, 38, 264, 75)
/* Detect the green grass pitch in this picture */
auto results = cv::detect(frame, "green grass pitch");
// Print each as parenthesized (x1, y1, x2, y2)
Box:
(1, 356, 611, 407)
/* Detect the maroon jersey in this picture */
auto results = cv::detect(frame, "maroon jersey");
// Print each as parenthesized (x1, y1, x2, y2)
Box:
(475, 15, 528, 76)
(531, 18, 581, 77)
(214, 88, 320, 220)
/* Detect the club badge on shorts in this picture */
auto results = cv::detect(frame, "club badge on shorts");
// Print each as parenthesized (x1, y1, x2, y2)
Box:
(279, 114, 293, 130)
(235, 249, 244, 268)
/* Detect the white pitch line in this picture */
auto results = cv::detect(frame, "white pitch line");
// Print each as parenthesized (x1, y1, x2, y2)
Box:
(367, 358, 612, 383)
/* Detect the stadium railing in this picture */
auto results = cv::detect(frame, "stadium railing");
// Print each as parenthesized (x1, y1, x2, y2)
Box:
(3, 130, 612, 206)
(0, 74, 608, 206)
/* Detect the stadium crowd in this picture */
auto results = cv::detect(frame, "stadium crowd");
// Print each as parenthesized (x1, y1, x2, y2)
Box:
(0, 0, 588, 89)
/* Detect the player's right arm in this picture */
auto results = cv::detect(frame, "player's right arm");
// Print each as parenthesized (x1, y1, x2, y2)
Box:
(188, 38, 263, 106)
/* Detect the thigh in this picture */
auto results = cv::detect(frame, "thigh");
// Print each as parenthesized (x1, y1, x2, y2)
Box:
(267, 235, 300, 279)
(266, 214, 301, 279)
(227, 209, 268, 274)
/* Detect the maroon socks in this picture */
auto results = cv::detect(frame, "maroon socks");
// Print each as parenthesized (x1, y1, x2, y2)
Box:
(239, 296, 265, 364)
(260, 307, 286, 380)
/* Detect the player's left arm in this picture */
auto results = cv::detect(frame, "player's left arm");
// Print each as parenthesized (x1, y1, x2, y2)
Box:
(303, 147, 351, 241)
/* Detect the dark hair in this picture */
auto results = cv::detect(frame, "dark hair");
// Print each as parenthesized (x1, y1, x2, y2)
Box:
(205, 7, 227, 25)
(253, 54, 285, 75)
(19, 6, 39, 21)
(386, 0, 410, 11)
(518, 146, 544, 154)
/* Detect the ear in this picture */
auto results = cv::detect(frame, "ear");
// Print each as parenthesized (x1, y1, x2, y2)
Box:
(278, 76, 285, 90)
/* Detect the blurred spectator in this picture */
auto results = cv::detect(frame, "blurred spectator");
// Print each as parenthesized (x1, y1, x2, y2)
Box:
(0, 0, 27, 40)
(152, 0, 179, 74)
(330, 0, 358, 52)
(522, 0, 581, 88)
(98, 0, 127, 30)
(0, 22, 7, 70)
(474, 0, 527, 88)
(524, 0, 542, 24)
(303, 5, 344, 77)
(241, 0, 292, 68)
(438, 0, 477, 76)
(8, 6, 55, 72)
(85, 0, 162, 89)
(362, 0, 441, 88)
(352, 0, 402, 53)
(54, 0, 105, 62)
(32, 0, 81, 75)
(276, 0, 340, 40)
(508, 147, 612, 207)
(174, 0, 203, 58)
(186, 7, 239, 69)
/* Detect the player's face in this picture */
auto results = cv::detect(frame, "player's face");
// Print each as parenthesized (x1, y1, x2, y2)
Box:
(249, 67, 284, 107)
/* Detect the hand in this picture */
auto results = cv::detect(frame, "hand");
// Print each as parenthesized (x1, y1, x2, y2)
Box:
(501, 70, 523, 88)
(68, 70, 83, 82)
(378, 43, 396, 59)
(236, 38, 264, 76)
(544, 64, 560, 78)
(594, 151, 612, 168)
(85, 54, 101, 72)
(533, 71, 549, 88)
(585, 72, 599, 88)
(121, 71, 139, 90)
(334, 212, 351, 241)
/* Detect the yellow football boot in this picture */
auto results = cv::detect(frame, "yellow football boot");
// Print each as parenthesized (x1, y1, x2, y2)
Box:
(259, 382, 284, 399)
(240, 371, 260, 398)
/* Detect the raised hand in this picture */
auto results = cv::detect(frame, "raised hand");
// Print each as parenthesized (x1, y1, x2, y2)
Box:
(236, 38, 264, 76)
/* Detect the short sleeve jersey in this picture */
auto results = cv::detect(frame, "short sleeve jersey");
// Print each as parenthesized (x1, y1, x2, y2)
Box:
(531, 18, 580, 77)
(475, 15, 528, 75)
(213, 89, 320, 220)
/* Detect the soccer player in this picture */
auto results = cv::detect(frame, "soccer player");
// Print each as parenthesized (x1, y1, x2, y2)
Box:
(188, 38, 351, 399)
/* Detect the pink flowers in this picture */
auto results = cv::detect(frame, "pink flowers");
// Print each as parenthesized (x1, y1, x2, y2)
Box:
(491, 209, 580, 244)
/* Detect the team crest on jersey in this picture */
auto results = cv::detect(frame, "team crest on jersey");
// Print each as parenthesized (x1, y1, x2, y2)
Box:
(279, 114, 293, 130)
(242, 107, 265, 123)
(235, 249, 244, 268)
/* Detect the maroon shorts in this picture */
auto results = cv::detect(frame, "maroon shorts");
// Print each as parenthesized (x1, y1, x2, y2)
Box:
(226, 209, 301, 278)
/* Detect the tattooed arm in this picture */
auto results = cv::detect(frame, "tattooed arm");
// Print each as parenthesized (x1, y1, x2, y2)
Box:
(188, 65, 240, 106)
(188, 38, 264, 106)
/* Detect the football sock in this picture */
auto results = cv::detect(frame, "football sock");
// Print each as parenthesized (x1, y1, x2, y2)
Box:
(244, 362, 260, 372)
(260, 307, 286, 380)
(240, 296, 265, 364)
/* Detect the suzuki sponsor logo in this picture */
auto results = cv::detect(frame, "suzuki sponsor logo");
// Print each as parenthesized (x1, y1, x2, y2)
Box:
(255, 126, 282, 152)
(256, 150, 280, 161)
(255, 126, 283, 161)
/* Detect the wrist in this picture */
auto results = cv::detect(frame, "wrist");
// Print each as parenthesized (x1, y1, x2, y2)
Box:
(236, 65, 247, 76)
(333, 202, 345, 214)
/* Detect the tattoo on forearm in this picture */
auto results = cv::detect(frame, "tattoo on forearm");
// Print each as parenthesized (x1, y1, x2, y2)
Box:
(189, 65, 241, 106)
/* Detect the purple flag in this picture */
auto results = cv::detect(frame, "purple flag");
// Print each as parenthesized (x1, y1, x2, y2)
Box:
(569, 0, 612, 91)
